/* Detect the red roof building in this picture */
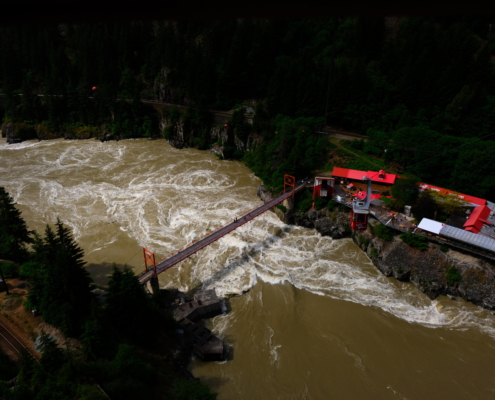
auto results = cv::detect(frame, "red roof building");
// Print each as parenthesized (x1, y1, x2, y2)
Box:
(418, 183, 487, 207)
(332, 167, 397, 185)
(464, 205, 492, 234)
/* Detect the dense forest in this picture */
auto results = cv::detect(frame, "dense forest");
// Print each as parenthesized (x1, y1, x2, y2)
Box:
(1, 16, 495, 199)
(0, 187, 216, 400)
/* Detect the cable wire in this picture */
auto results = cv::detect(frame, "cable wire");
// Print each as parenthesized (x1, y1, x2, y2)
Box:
(405, 131, 495, 170)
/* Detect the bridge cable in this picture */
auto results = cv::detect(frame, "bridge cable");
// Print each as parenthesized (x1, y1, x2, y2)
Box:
(123, 248, 142, 266)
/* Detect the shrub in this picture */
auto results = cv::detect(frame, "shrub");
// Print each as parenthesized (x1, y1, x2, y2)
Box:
(163, 126, 173, 140)
(446, 266, 462, 286)
(357, 234, 370, 247)
(326, 199, 335, 211)
(348, 139, 365, 151)
(379, 196, 392, 206)
(0, 261, 19, 279)
(314, 196, 327, 210)
(440, 244, 449, 252)
(390, 198, 405, 211)
(370, 248, 378, 257)
(400, 233, 428, 250)
(276, 204, 287, 213)
(375, 224, 394, 241)
(297, 198, 313, 213)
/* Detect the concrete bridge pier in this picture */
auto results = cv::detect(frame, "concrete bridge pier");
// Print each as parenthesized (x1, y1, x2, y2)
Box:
(146, 276, 160, 295)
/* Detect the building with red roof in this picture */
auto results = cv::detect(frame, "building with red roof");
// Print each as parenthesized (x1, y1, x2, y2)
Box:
(332, 167, 397, 185)
(418, 183, 487, 207)
(464, 205, 492, 234)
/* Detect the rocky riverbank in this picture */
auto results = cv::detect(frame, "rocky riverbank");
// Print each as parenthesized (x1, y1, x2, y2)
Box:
(257, 185, 495, 311)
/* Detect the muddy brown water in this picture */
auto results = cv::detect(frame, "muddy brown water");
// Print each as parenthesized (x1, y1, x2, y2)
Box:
(1, 139, 495, 399)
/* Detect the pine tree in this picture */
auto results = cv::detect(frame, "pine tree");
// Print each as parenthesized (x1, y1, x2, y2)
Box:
(105, 266, 162, 341)
(28, 219, 93, 336)
(0, 187, 32, 263)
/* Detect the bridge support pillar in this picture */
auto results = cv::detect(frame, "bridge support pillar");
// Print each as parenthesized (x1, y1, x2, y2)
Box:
(282, 196, 294, 211)
(146, 276, 160, 295)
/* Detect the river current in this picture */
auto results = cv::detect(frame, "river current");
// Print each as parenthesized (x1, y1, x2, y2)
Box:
(1, 138, 495, 399)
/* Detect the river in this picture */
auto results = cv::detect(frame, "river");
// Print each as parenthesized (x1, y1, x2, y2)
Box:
(1, 138, 495, 399)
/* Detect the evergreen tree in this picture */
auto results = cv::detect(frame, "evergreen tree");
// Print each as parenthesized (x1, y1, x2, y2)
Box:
(27, 219, 93, 336)
(0, 187, 32, 263)
(105, 266, 163, 342)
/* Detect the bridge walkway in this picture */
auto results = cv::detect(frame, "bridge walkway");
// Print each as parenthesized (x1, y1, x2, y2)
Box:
(138, 184, 305, 284)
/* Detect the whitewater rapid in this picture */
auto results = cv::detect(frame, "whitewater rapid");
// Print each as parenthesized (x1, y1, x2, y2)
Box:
(1, 138, 494, 341)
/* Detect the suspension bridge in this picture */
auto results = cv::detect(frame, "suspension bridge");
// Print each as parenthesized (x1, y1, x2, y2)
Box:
(138, 175, 304, 285)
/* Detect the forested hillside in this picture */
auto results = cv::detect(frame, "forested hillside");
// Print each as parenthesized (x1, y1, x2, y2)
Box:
(1, 17, 495, 199)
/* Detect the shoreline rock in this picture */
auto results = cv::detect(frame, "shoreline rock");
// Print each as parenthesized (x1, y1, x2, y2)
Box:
(257, 185, 495, 311)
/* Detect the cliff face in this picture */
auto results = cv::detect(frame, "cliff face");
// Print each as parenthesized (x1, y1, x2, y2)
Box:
(160, 113, 257, 155)
(356, 220, 495, 310)
(3, 123, 37, 144)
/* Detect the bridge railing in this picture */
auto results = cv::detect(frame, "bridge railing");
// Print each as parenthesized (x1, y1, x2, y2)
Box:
(154, 191, 294, 267)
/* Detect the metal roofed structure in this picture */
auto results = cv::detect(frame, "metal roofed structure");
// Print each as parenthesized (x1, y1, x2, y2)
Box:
(417, 218, 444, 235)
(440, 225, 495, 252)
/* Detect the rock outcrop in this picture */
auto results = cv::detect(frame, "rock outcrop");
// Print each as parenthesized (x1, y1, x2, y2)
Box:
(259, 188, 495, 311)
(355, 219, 495, 310)
(3, 123, 37, 144)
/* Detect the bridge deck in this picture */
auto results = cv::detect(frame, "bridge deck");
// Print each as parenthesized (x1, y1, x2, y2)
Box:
(138, 184, 305, 284)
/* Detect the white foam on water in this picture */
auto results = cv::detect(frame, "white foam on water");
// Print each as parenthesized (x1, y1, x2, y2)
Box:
(1, 139, 495, 339)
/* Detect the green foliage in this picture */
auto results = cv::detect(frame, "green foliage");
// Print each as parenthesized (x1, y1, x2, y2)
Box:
(38, 333, 66, 373)
(2, 20, 495, 197)
(429, 190, 466, 216)
(297, 198, 313, 213)
(314, 196, 327, 211)
(370, 248, 378, 257)
(105, 266, 166, 342)
(390, 177, 419, 210)
(171, 379, 217, 400)
(276, 204, 287, 213)
(85, 344, 157, 400)
(379, 196, 392, 206)
(375, 224, 394, 241)
(230, 107, 251, 143)
(357, 234, 370, 247)
(326, 199, 335, 211)
(446, 266, 462, 286)
(0, 187, 32, 263)
(0, 261, 19, 279)
(244, 115, 325, 189)
(440, 244, 449, 252)
(413, 190, 438, 221)
(27, 219, 93, 336)
(400, 233, 429, 250)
